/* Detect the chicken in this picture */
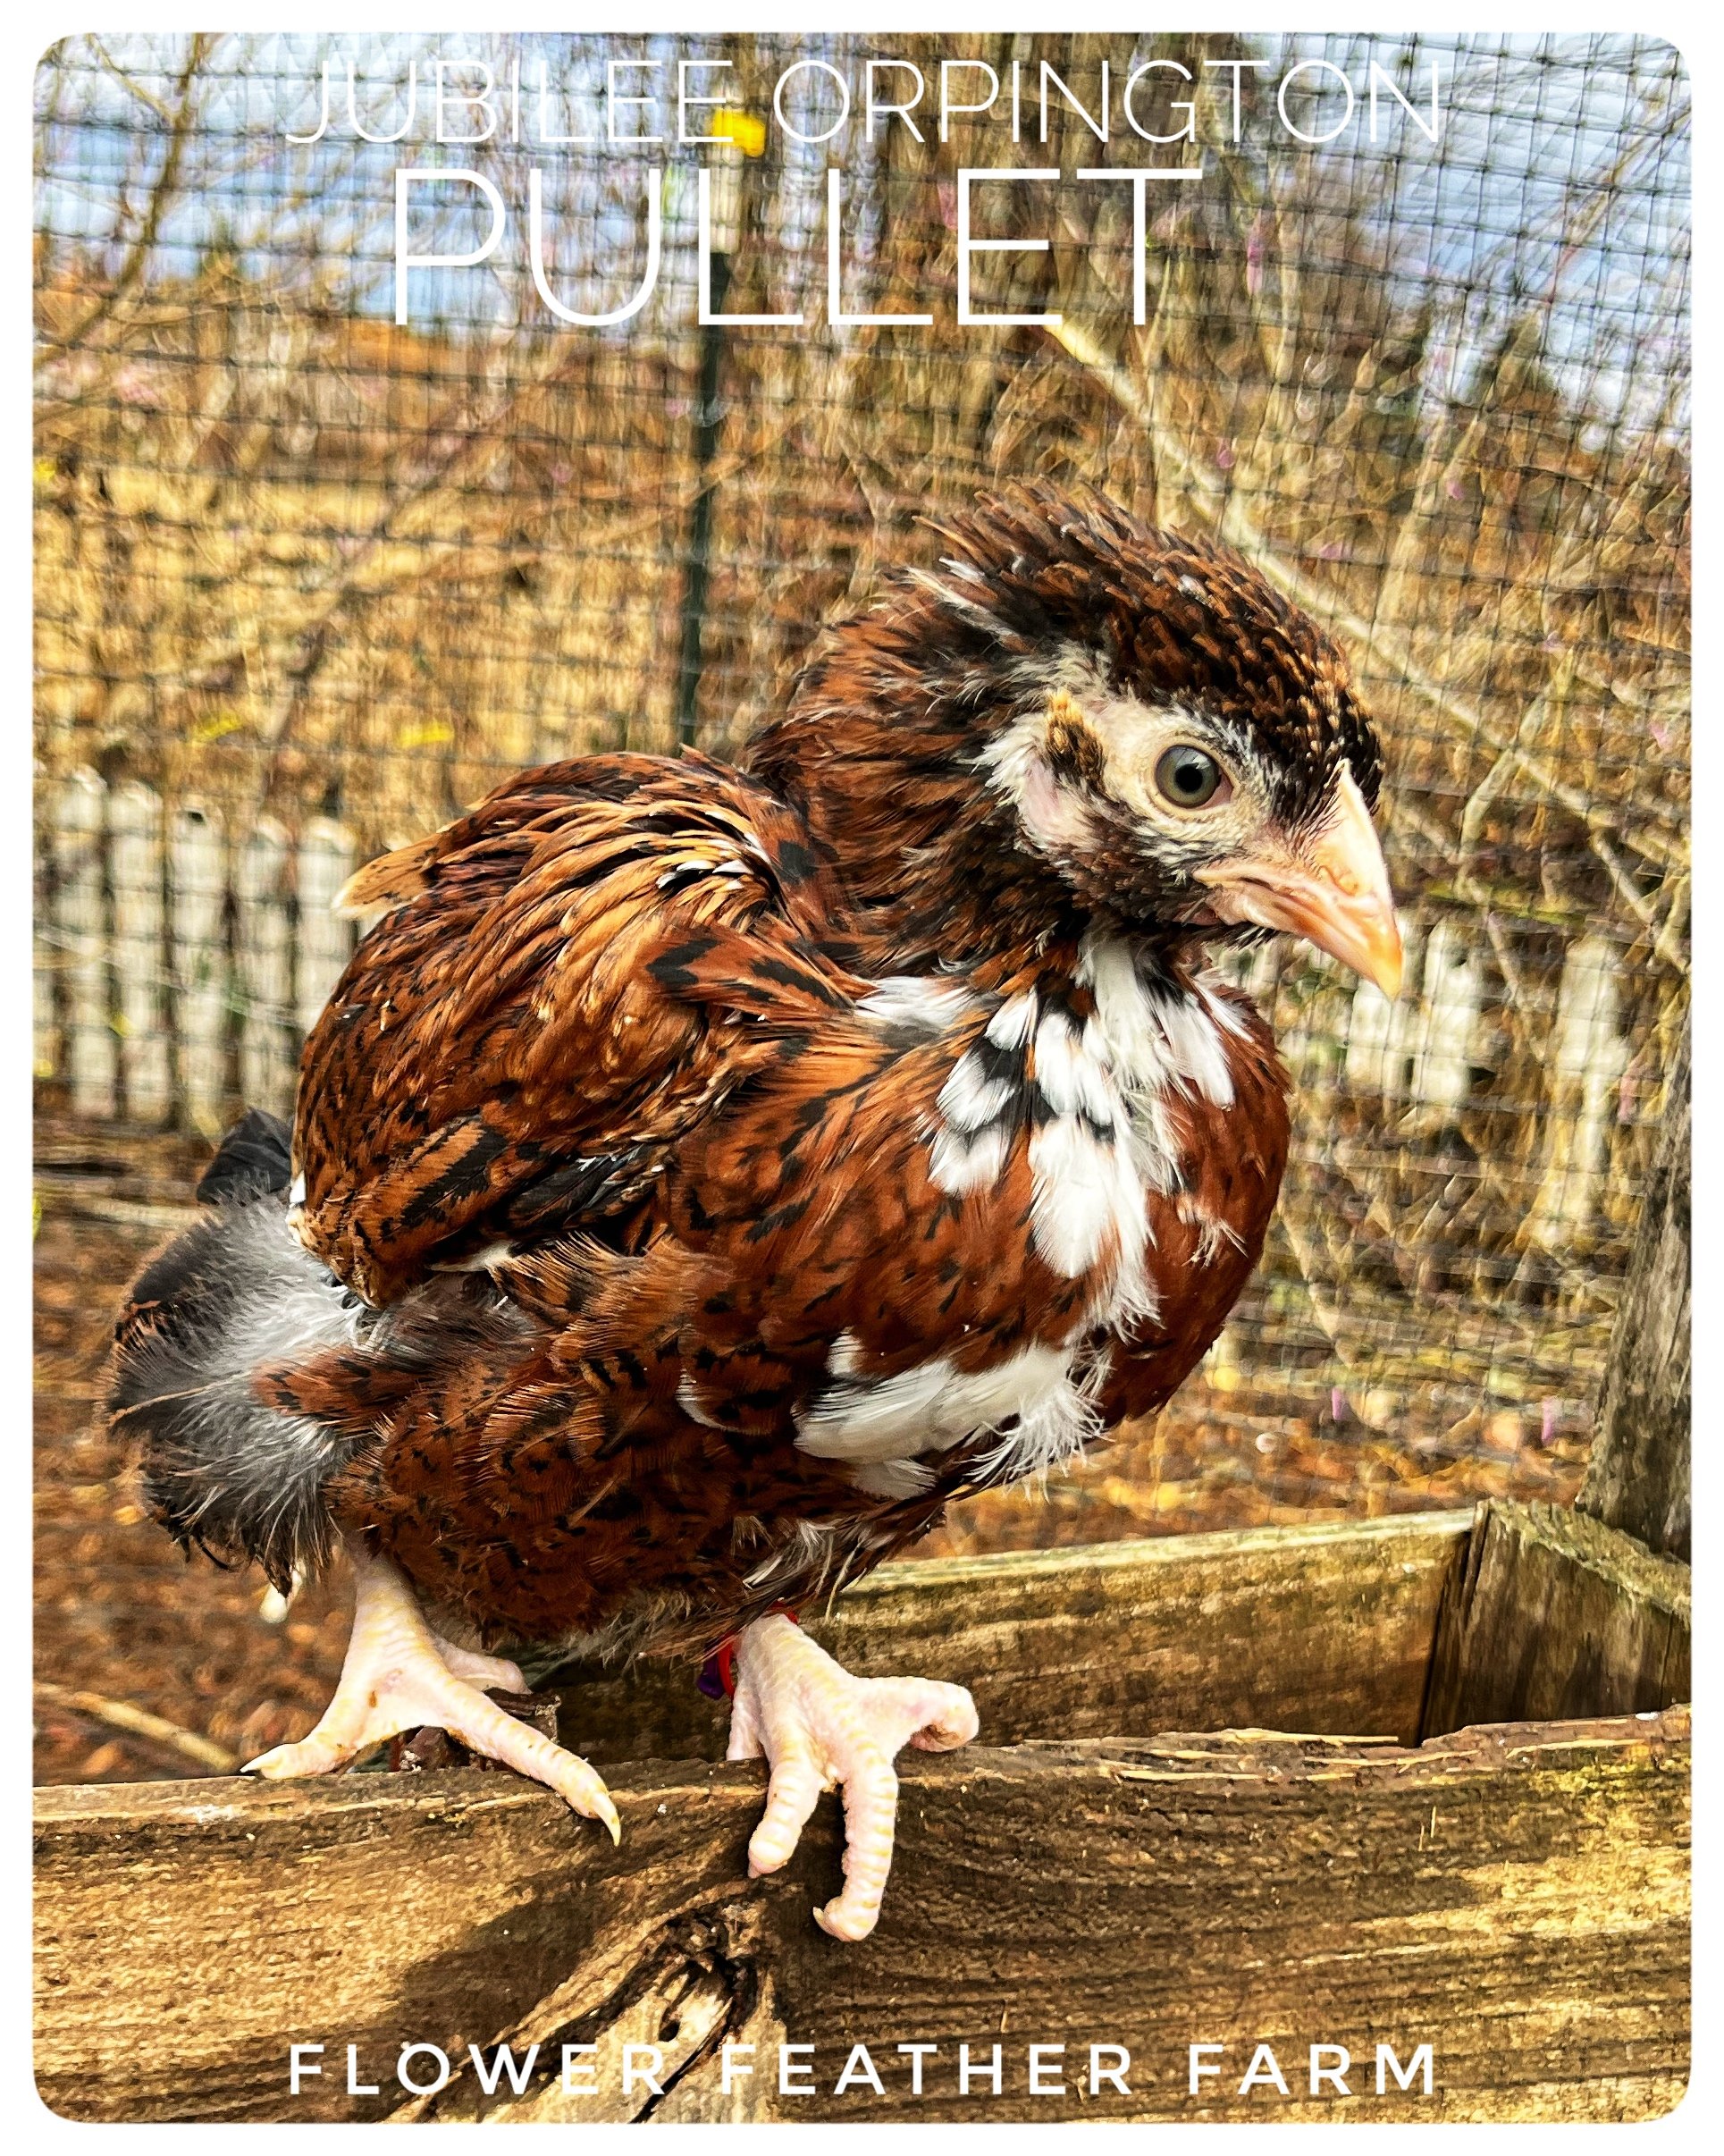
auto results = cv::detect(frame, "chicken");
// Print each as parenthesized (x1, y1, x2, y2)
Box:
(108, 484, 1401, 1940)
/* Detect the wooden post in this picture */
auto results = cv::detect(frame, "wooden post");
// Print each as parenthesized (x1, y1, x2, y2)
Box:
(33, 1711, 1690, 2124)
(1408, 917, 1485, 1114)
(1524, 933, 1630, 1251)
(1343, 923, 1420, 1098)
(1424, 1018, 1693, 1734)
(1577, 1009, 1690, 1559)
(546, 1512, 1476, 1764)
(34, 766, 63, 1091)
(675, 147, 739, 749)
(1420, 1499, 1689, 1736)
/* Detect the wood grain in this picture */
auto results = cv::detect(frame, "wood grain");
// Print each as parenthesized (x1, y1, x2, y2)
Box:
(1580, 1009, 1690, 1558)
(35, 1710, 1688, 2124)
(1422, 1499, 1690, 1737)
(550, 1511, 1476, 1763)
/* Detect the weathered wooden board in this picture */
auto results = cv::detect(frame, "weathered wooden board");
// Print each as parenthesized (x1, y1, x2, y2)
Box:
(1422, 1500, 1690, 1737)
(35, 1710, 1688, 2125)
(551, 1511, 1474, 1764)
(1580, 1009, 1689, 1559)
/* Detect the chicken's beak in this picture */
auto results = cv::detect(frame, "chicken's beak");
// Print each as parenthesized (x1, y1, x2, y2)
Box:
(1196, 769, 1404, 998)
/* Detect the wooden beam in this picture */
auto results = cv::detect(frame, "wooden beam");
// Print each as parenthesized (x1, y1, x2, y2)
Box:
(1580, 1008, 1690, 1558)
(550, 1511, 1475, 1764)
(35, 1710, 1688, 2124)
(1421, 1499, 1689, 1737)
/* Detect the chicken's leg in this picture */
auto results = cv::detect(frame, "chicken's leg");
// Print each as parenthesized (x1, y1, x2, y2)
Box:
(726, 1613, 978, 1940)
(244, 1538, 619, 1841)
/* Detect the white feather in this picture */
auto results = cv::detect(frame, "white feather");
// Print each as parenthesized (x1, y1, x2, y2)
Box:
(986, 992, 1037, 1050)
(1028, 1113, 1147, 1289)
(745, 1520, 839, 1592)
(966, 1360, 1105, 1486)
(826, 1329, 864, 1377)
(796, 1343, 1078, 1467)
(849, 1456, 938, 1499)
(1032, 1009, 1118, 1128)
(860, 976, 977, 1034)
(929, 1119, 1011, 1195)
(938, 1049, 1014, 1133)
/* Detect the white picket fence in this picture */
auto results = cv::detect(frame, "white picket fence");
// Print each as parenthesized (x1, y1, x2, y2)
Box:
(1210, 912, 1631, 1252)
(35, 765, 1633, 1246)
(1341, 919, 1630, 1243)
(35, 769, 357, 1132)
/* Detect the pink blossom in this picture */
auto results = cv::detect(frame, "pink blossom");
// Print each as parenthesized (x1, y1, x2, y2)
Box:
(113, 364, 161, 410)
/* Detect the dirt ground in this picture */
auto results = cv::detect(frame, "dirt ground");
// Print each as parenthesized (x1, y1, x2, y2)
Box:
(33, 1114, 1588, 1790)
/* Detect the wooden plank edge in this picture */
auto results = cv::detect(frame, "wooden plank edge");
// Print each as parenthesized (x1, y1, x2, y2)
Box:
(30, 1702, 1693, 1836)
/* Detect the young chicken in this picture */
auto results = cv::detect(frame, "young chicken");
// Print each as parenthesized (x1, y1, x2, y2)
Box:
(110, 484, 1400, 1940)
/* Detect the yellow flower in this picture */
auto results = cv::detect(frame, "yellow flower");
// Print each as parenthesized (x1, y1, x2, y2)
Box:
(711, 107, 767, 156)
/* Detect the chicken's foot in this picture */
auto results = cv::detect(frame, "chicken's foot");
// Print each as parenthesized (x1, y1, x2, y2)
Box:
(244, 1539, 619, 1841)
(726, 1613, 978, 1940)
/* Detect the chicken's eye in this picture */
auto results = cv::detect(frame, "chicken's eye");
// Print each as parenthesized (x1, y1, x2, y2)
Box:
(1153, 745, 1229, 811)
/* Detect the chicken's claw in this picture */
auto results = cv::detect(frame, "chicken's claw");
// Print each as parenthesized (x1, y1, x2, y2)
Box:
(726, 1613, 977, 1941)
(244, 1541, 619, 1843)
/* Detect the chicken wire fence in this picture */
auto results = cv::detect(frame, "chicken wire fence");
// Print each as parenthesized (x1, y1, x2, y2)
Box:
(33, 30, 1690, 1541)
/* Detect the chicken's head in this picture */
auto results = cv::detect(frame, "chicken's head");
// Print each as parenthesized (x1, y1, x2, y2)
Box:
(944, 487, 1402, 995)
(753, 480, 1401, 993)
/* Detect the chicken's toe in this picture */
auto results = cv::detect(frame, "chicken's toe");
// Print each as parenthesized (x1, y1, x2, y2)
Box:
(430, 1633, 527, 1692)
(727, 1613, 977, 1941)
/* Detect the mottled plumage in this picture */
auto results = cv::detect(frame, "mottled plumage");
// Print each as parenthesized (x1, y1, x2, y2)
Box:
(109, 484, 1400, 1929)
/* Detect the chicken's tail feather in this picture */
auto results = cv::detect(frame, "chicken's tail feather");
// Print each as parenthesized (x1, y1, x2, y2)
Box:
(195, 1105, 292, 1206)
(108, 1140, 364, 1593)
